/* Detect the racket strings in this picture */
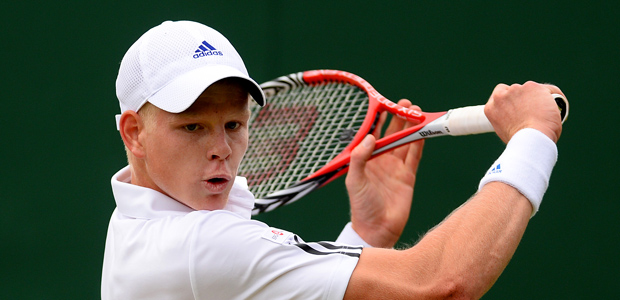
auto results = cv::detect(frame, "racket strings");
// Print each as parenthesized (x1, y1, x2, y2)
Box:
(240, 81, 369, 199)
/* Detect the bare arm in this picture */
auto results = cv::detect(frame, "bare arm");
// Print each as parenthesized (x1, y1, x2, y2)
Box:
(344, 81, 564, 299)
(345, 182, 531, 299)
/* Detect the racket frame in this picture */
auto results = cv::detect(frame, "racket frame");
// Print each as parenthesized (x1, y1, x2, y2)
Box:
(248, 69, 568, 214)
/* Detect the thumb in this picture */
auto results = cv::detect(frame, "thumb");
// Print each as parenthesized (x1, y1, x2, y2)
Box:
(346, 135, 375, 184)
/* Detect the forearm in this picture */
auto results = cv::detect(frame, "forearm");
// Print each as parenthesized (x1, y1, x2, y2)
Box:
(406, 129, 556, 297)
(412, 182, 531, 297)
(345, 182, 531, 300)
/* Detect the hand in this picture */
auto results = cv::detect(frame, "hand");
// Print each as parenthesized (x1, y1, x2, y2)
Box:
(345, 99, 425, 248)
(484, 81, 565, 143)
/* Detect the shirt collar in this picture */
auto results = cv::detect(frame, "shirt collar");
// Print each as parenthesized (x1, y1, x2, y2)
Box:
(111, 166, 255, 220)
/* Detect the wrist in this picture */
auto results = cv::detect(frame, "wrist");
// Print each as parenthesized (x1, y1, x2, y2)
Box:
(350, 221, 399, 248)
(522, 124, 559, 144)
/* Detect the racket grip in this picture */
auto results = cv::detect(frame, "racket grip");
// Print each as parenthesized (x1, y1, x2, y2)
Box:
(446, 94, 569, 136)
(445, 105, 493, 136)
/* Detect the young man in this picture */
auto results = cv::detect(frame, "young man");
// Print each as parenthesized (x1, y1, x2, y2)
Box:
(103, 20, 565, 299)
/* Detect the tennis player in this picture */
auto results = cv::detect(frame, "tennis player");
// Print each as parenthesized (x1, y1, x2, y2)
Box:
(102, 20, 564, 299)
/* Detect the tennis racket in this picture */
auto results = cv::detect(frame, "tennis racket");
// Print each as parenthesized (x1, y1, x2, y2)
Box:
(240, 69, 569, 215)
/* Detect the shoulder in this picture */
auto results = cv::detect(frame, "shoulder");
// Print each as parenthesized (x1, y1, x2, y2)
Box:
(187, 211, 360, 299)
(186, 209, 269, 245)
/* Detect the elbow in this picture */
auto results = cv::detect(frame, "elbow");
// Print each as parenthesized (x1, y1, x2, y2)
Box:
(424, 275, 484, 300)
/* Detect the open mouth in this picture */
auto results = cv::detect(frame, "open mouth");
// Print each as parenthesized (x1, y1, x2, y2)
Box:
(203, 176, 231, 193)
(207, 178, 228, 184)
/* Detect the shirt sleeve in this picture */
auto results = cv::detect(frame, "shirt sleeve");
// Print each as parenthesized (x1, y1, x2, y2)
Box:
(335, 222, 372, 248)
(188, 211, 361, 300)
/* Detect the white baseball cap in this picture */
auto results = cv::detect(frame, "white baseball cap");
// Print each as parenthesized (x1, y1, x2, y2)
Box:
(115, 20, 265, 129)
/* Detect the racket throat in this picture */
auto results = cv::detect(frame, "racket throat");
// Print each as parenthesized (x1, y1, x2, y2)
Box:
(372, 113, 449, 156)
(252, 170, 339, 215)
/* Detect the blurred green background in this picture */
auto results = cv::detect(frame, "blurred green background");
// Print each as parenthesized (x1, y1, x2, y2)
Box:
(1, 1, 617, 299)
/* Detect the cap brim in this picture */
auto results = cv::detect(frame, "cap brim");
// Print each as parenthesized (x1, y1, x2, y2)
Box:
(147, 64, 265, 113)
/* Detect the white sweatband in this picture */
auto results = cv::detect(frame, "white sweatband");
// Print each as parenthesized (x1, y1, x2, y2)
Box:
(478, 128, 558, 217)
(335, 222, 373, 248)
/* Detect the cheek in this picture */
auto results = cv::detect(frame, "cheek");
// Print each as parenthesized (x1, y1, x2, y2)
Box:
(230, 133, 249, 166)
(236, 132, 249, 154)
(146, 133, 192, 174)
(147, 133, 173, 158)
(144, 135, 197, 197)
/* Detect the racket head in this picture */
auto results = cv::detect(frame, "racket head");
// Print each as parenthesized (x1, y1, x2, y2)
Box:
(240, 70, 570, 215)
(240, 70, 398, 214)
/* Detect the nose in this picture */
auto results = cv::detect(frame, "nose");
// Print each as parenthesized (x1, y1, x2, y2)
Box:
(206, 129, 232, 160)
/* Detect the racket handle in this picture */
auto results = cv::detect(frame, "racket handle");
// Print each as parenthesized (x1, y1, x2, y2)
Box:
(446, 94, 569, 136)
(445, 105, 493, 136)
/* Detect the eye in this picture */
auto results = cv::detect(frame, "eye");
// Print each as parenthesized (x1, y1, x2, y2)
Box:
(184, 124, 200, 132)
(225, 121, 241, 130)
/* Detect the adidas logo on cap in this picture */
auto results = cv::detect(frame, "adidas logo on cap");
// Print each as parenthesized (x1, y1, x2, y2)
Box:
(193, 41, 223, 59)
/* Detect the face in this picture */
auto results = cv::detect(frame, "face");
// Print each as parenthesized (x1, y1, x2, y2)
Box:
(136, 79, 250, 210)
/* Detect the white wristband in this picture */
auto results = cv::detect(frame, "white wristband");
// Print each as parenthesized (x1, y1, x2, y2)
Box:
(478, 128, 558, 217)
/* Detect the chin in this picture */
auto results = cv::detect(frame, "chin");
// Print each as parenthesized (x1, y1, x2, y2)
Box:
(195, 193, 230, 211)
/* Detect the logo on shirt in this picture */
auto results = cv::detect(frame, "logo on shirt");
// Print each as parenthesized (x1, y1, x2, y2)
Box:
(271, 230, 284, 239)
(262, 227, 294, 245)
(193, 41, 223, 59)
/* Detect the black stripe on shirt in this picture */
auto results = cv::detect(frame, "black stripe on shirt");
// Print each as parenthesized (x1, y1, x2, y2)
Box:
(294, 243, 362, 258)
(317, 242, 363, 251)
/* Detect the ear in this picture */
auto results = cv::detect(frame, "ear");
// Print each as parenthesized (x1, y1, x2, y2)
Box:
(119, 111, 147, 159)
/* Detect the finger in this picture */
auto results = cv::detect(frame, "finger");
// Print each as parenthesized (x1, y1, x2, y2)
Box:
(520, 81, 566, 114)
(372, 111, 389, 138)
(493, 83, 510, 93)
(488, 83, 510, 104)
(404, 139, 425, 175)
(542, 83, 565, 99)
(346, 135, 376, 187)
(384, 99, 413, 137)
(392, 103, 422, 160)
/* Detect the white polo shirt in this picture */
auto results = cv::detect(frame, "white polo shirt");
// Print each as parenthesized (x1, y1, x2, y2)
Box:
(102, 166, 366, 300)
